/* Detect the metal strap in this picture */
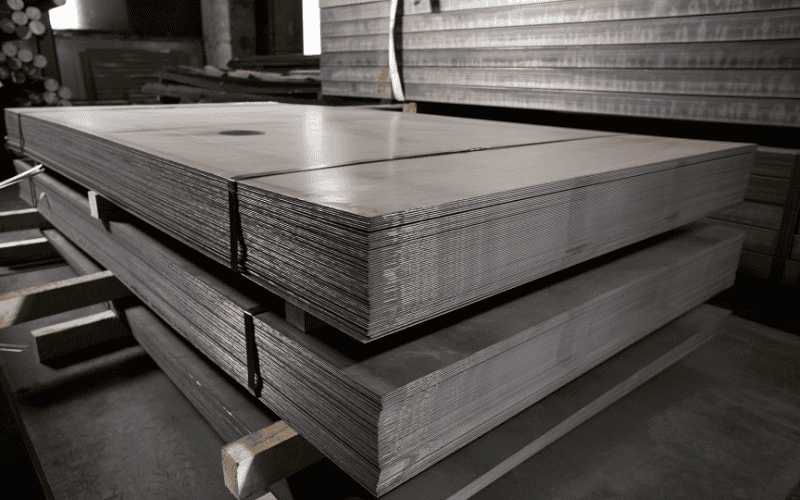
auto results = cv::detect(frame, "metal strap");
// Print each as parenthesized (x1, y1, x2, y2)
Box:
(244, 305, 270, 397)
(388, 0, 405, 101)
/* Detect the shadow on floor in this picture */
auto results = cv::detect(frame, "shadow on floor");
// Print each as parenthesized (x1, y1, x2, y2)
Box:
(709, 273, 800, 336)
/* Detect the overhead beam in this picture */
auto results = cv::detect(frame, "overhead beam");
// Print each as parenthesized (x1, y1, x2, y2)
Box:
(31, 309, 130, 362)
(0, 236, 57, 265)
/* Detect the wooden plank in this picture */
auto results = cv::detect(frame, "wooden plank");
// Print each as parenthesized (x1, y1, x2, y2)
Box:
(321, 10, 800, 51)
(31, 309, 129, 362)
(0, 270, 131, 328)
(319, 40, 800, 70)
(322, 67, 800, 98)
(323, 81, 800, 127)
(222, 421, 325, 499)
(746, 175, 791, 204)
(0, 269, 144, 397)
(0, 208, 52, 231)
(708, 201, 783, 231)
(0, 236, 58, 265)
(321, 0, 800, 35)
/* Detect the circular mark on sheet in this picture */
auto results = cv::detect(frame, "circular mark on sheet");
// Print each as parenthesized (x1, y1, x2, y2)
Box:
(218, 130, 265, 136)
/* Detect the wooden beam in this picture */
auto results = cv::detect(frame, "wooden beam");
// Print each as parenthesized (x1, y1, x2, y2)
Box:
(0, 236, 57, 265)
(0, 208, 52, 231)
(222, 421, 325, 499)
(88, 190, 122, 222)
(0, 270, 131, 328)
(31, 309, 130, 362)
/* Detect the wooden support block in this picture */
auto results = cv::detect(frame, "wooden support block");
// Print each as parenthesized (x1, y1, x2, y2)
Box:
(88, 191, 120, 221)
(222, 421, 325, 499)
(0, 208, 52, 231)
(0, 270, 131, 328)
(31, 309, 130, 362)
(284, 301, 327, 333)
(402, 102, 417, 113)
(0, 236, 58, 265)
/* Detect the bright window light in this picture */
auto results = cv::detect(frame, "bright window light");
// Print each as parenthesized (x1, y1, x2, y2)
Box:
(303, 0, 320, 55)
(48, 1, 82, 30)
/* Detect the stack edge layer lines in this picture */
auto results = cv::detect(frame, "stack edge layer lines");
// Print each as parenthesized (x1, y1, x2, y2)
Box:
(5, 103, 754, 341)
(19, 157, 743, 497)
(319, 0, 800, 127)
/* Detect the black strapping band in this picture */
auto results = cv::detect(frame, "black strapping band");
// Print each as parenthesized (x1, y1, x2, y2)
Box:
(227, 180, 240, 271)
(244, 305, 270, 397)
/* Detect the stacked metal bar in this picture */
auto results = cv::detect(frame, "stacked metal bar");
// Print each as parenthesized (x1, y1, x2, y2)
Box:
(4, 103, 754, 341)
(320, 0, 800, 127)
